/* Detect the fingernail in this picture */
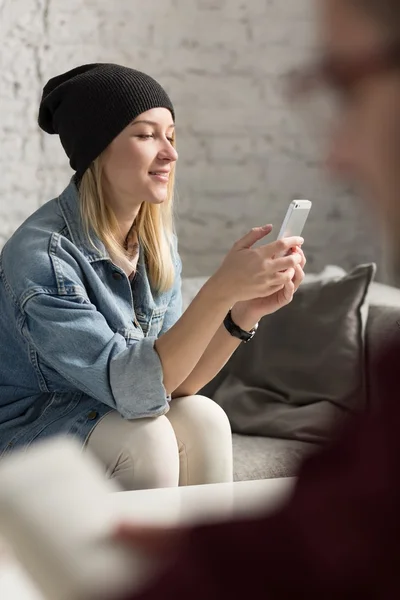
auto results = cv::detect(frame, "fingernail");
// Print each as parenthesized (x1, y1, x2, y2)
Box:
(262, 224, 272, 230)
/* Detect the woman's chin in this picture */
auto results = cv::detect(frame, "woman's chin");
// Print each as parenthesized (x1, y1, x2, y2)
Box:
(146, 192, 168, 205)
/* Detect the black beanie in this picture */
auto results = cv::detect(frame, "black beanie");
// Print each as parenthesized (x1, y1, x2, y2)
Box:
(38, 63, 175, 178)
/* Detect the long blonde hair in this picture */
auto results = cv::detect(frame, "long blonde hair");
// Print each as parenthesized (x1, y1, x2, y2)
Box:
(78, 156, 176, 293)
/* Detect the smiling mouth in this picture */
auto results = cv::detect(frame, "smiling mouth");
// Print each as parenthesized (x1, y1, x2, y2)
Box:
(149, 171, 170, 182)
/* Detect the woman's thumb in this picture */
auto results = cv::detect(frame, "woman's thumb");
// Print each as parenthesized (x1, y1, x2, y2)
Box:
(234, 225, 273, 250)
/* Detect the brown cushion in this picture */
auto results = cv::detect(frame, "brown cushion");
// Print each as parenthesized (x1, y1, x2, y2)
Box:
(213, 264, 376, 444)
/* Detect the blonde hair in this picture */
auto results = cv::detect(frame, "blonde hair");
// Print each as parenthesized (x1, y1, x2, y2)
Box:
(78, 155, 176, 293)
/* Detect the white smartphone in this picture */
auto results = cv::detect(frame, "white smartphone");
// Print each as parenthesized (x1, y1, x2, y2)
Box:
(0, 438, 152, 600)
(276, 199, 312, 256)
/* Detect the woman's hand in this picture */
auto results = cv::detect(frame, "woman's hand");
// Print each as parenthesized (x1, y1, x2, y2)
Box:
(231, 246, 306, 327)
(154, 226, 305, 396)
(211, 225, 305, 307)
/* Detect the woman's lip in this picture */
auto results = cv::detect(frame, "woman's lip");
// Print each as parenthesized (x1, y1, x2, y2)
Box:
(149, 172, 169, 183)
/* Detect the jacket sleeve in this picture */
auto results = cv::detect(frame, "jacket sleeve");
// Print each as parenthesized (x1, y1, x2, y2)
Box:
(23, 291, 169, 419)
(131, 341, 400, 600)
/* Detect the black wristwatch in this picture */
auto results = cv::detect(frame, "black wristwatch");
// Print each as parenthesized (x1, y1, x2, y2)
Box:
(223, 310, 258, 343)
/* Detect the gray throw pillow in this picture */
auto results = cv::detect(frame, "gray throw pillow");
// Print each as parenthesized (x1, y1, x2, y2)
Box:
(213, 264, 376, 444)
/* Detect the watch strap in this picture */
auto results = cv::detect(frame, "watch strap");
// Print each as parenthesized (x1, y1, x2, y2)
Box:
(223, 310, 258, 343)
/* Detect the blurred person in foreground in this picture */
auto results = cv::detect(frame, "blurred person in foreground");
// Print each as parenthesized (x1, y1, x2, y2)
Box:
(116, 0, 400, 598)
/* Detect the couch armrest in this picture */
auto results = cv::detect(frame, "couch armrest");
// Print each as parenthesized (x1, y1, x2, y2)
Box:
(366, 305, 400, 409)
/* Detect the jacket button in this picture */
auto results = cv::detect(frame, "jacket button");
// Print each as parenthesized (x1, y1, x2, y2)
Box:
(112, 271, 123, 280)
(87, 411, 98, 421)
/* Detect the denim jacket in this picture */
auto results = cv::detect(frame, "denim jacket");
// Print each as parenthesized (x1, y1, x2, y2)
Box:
(0, 180, 182, 456)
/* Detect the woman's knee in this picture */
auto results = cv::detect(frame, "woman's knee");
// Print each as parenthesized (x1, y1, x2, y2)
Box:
(121, 415, 180, 489)
(167, 395, 233, 485)
(168, 394, 232, 437)
(86, 411, 180, 491)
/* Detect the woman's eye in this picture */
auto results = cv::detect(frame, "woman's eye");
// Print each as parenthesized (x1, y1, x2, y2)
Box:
(135, 133, 174, 143)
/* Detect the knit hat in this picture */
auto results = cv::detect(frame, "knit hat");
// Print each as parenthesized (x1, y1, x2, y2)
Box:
(38, 63, 175, 178)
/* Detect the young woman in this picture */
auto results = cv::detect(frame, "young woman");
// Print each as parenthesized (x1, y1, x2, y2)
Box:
(0, 63, 306, 491)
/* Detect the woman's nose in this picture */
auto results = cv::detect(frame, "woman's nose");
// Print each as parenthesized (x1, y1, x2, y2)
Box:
(159, 141, 178, 163)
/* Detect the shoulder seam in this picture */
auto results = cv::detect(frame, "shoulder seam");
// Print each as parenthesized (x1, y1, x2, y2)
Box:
(20, 285, 90, 311)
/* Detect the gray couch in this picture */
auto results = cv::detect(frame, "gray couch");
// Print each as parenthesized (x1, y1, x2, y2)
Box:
(182, 270, 400, 481)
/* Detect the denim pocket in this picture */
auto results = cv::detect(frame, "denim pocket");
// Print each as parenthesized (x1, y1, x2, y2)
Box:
(137, 306, 167, 338)
(0, 392, 82, 457)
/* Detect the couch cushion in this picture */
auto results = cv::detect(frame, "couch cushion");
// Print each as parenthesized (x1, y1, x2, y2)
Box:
(232, 434, 314, 480)
(199, 265, 349, 401)
(213, 264, 376, 444)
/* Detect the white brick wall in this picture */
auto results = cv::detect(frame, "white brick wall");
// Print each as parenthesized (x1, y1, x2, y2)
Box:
(1, 0, 381, 276)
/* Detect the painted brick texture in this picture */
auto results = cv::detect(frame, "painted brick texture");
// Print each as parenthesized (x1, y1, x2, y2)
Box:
(0, 0, 381, 276)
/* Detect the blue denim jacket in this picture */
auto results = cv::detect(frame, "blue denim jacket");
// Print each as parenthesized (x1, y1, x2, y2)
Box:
(0, 180, 182, 456)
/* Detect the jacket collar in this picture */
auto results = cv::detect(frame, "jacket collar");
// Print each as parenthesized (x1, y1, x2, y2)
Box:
(57, 178, 110, 264)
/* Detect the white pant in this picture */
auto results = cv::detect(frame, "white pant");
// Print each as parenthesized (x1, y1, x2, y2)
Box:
(85, 395, 233, 491)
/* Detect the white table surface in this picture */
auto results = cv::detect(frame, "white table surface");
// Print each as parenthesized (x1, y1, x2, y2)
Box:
(112, 477, 295, 524)
(0, 478, 295, 600)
